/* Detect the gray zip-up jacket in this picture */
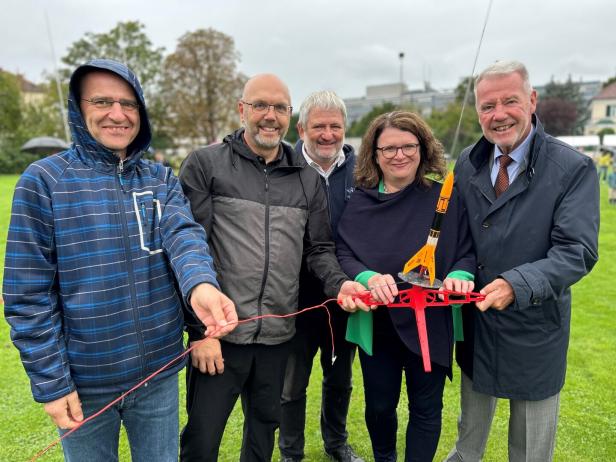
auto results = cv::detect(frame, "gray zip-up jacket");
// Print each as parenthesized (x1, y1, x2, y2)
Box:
(180, 129, 348, 345)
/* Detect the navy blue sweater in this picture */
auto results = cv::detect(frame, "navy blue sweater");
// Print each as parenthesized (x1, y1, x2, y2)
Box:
(336, 180, 475, 369)
(295, 142, 355, 325)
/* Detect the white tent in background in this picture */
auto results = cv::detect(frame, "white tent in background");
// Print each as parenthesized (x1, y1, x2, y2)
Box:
(556, 135, 601, 158)
(603, 134, 616, 147)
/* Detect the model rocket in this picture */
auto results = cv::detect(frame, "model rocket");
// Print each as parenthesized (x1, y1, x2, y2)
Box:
(399, 171, 454, 288)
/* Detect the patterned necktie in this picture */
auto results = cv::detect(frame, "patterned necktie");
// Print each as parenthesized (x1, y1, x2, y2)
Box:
(494, 154, 513, 197)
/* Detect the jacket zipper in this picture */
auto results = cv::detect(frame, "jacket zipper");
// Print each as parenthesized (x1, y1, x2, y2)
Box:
(115, 160, 147, 378)
(254, 165, 270, 341)
(323, 176, 332, 225)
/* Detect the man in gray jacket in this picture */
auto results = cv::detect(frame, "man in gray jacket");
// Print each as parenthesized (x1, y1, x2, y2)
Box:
(446, 60, 599, 462)
(179, 74, 368, 462)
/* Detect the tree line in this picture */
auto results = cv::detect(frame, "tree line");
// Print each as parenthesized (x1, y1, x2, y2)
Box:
(0, 22, 246, 172)
(0, 21, 612, 172)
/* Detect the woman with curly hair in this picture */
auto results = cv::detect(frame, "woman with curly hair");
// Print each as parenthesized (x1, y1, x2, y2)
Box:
(336, 111, 475, 462)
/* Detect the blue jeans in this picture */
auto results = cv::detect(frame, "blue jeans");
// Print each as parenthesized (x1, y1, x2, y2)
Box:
(60, 373, 179, 462)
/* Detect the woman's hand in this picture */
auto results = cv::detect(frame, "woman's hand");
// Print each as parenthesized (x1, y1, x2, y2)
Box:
(441, 278, 475, 294)
(367, 273, 398, 304)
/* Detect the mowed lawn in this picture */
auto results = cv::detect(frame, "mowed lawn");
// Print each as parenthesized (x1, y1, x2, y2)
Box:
(0, 173, 614, 461)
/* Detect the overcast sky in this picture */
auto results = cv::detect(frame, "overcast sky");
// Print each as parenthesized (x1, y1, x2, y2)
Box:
(2, 0, 615, 106)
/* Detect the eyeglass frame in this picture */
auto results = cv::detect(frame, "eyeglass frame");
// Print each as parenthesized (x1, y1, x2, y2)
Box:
(240, 100, 292, 116)
(81, 98, 140, 112)
(375, 143, 420, 159)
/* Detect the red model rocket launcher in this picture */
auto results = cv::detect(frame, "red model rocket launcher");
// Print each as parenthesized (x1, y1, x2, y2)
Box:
(356, 287, 485, 372)
(356, 172, 485, 372)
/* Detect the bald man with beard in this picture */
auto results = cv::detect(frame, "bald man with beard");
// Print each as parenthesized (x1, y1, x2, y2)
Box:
(179, 74, 368, 462)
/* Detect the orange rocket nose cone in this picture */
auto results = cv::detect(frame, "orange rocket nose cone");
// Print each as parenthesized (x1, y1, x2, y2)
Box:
(441, 172, 454, 199)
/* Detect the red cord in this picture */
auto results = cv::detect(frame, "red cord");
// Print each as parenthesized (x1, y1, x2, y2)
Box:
(30, 299, 339, 461)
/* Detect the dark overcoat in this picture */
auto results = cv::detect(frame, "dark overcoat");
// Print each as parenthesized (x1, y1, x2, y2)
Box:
(455, 116, 599, 400)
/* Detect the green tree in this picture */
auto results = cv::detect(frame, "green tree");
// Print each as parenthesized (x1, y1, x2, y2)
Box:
(428, 102, 481, 157)
(159, 28, 246, 145)
(0, 71, 23, 142)
(18, 77, 68, 141)
(286, 113, 300, 144)
(455, 76, 476, 107)
(347, 102, 398, 138)
(0, 71, 53, 173)
(61, 21, 164, 92)
(602, 76, 616, 88)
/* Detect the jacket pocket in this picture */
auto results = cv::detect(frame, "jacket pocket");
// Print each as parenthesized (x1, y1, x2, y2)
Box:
(132, 191, 163, 254)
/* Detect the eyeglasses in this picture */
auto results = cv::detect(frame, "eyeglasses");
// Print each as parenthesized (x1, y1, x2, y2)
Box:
(376, 143, 420, 159)
(241, 100, 292, 115)
(82, 98, 140, 112)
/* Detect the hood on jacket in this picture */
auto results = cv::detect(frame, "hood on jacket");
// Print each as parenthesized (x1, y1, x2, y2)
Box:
(68, 58, 152, 166)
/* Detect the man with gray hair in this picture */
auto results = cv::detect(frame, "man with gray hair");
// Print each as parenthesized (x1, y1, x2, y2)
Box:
(279, 91, 363, 462)
(446, 60, 599, 461)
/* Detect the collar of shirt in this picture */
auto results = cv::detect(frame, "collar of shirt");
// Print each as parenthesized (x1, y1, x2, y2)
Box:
(490, 123, 536, 186)
(302, 143, 346, 179)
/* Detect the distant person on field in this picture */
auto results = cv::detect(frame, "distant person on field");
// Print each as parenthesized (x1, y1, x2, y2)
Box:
(446, 60, 599, 462)
(608, 163, 616, 204)
(154, 150, 171, 167)
(597, 150, 611, 181)
(279, 91, 363, 462)
(3, 58, 237, 462)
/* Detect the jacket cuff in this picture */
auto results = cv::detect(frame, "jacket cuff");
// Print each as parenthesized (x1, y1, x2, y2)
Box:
(500, 265, 543, 310)
(446, 270, 474, 281)
(355, 270, 378, 289)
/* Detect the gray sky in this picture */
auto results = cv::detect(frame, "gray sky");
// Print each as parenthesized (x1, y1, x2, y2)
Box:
(2, 0, 615, 105)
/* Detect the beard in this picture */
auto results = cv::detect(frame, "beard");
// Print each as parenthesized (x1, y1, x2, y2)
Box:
(243, 120, 288, 150)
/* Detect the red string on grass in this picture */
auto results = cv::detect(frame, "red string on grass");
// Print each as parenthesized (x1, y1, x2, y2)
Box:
(30, 299, 339, 461)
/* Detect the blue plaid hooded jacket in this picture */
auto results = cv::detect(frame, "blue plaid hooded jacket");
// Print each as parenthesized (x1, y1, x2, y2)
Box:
(3, 59, 219, 403)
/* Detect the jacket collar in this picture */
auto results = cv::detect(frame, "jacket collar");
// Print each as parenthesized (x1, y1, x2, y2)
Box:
(469, 114, 544, 182)
(294, 139, 355, 170)
(467, 115, 545, 210)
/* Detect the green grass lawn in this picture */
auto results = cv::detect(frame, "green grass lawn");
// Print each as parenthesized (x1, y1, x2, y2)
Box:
(0, 173, 614, 461)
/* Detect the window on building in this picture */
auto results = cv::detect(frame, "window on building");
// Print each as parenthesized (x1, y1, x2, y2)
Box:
(607, 105, 616, 117)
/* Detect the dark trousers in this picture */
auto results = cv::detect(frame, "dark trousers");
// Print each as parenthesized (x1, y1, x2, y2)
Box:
(279, 313, 356, 458)
(180, 341, 291, 462)
(359, 334, 447, 462)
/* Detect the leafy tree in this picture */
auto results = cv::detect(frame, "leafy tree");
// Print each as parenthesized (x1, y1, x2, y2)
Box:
(347, 102, 398, 138)
(537, 77, 587, 135)
(286, 113, 300, 145)
(61, 21, 164, 91)
(0, 71, 23, 141)
(19, 77, 68, 141)
(428, 102, 482, 157)
(455, 76, 476, 107)
(536, 98, 578, 136)
(603, 76, 616, 89)
(159, 28, 246, 145)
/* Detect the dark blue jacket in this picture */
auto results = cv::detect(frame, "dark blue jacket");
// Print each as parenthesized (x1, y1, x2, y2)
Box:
(455, 117, 599, 399)
(295, 141, 355, 330)
(3, 59, 219, 403)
